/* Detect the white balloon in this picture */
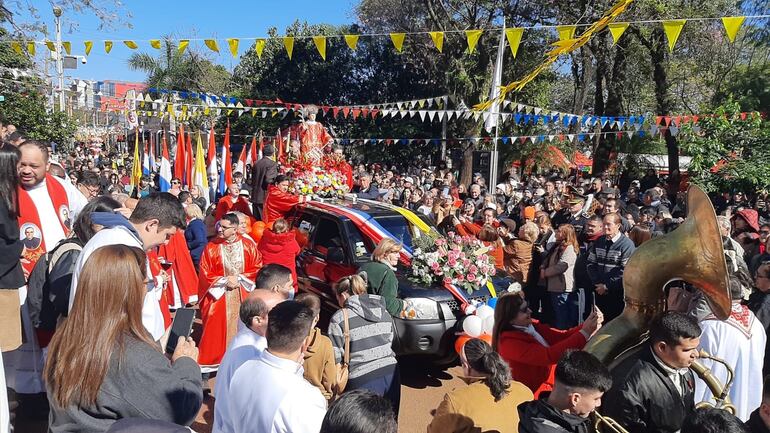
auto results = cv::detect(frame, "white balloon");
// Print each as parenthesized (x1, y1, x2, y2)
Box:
(464, 305, 477, 315)
(482, 316, 495, 335)
(463, 315, 483, 338)
(476, 305, 494, 320)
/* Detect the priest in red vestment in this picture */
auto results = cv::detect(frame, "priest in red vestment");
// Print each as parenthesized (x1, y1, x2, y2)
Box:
(326, 146, 354, 190)
(197, 213, 262, 368)
(214, 183, 254, 220)
(262, 175, 307, 225)
(157, 230, 199, 307)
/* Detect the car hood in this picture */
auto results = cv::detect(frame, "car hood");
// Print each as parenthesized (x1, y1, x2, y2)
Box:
(393, 268, 514, 302)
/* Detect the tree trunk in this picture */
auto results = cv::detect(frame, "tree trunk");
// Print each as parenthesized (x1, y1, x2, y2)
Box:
(649, 30, 679, 196)
(593, 35, 629, 175)
(592, 38, 610, 175)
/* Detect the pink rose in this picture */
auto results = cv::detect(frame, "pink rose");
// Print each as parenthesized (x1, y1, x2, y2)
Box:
(467, 273, 477, 283)
(431, 262, 440, 271)
(443, 277, 452, 286)
(462, 259, 471, 268)
(469, 265, 478, 274)
(456, 274, 465, 282)
(448, 259, 457, 267)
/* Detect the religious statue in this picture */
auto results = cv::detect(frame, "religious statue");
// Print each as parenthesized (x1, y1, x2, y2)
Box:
(298, 105, 333, 165)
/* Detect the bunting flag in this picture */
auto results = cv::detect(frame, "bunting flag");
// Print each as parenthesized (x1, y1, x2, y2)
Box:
(608, 22, 629, 45)
(721, 16, 745, 43)
(429, 31, 444, 52)
(104, 41, 113, 53)
(465, 30, 483, 54)
(206, 127, 218, 188)
(556, 25, 577, 41)
(218, 122, 233, 196)
(283, 36, 295, 59)
(312, 36, 327, 60)
(45, 41, 55, 52)
(344, 34, 359, 50)
(123, 40, 138, 49)
(178, 39, 190, 54)
(10, 42, 22, 56)
(255, 39, 266, 59)
(204, 39, 220, 53)
(663, 20, 686, 53)
(83, 40, 92, 56)
(505, 28, 524, 58)
(131, 130, 142, 192)
(227, 38, 239, 58)
(26, 42, 35, 56)
(150, 39, 161, 49)
(192, 132, 209, 193)
(174, 124, 186, 181)
(390, 33, 406, 52)
(62, 41, 71, 54)
(159, 132, 172, 192)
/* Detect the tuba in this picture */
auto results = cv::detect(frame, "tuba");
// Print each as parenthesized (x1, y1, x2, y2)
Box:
(585, 185, 732, 362)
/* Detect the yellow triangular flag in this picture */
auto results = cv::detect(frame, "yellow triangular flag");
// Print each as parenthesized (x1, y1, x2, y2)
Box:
(104, 40, 113, 53)
(662, 20, 686, 53)
(227, 38, 239, 58)
(344, 34, 359, 50)
(11, 42, 23, 56)
(62, 41, 71, 54)
(608, 23, 629, 45)
(283, 37, 295, 60)
(255, 39, 266, 59)
(204, 39, 219, 53)
(556, 25, 576, 41)
(721, 16, 745, 43)
(45, 41, 56, 52)
(150, 39, 161, 49)
(312, 36, 327, 60)
(26, 42, 35, 56)
(178, 39, 189, 54)
(390, 33, 406, 52)
(505, 28, 524, 58)
(465, 30, 483, 54)
(83, 41, 92, 56)
(123, 40, 138, 49)
(428, 31, 444, 52)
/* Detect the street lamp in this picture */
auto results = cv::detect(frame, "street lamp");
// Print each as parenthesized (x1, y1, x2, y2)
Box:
(53, 6, 65, 112)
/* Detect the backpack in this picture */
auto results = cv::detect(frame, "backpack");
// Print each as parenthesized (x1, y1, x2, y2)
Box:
(27, 238, 83, 330)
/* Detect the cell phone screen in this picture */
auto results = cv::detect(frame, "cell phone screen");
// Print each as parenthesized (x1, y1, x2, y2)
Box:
(165, 308, 195, 355)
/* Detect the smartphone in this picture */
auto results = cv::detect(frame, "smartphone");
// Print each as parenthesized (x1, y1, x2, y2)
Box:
(165, 308, 196, 355)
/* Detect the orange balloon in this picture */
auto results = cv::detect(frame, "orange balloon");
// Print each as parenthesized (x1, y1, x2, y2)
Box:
(479, 334, 493, 345)
(454, 334, 472, 355)
(251, 221, 266, 242)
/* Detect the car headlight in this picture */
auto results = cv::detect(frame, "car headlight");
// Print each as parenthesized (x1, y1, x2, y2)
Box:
(401, 297, 441, 320)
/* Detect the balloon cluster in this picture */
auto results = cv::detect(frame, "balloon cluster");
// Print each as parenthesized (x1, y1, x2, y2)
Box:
(454, 298, 498, 354)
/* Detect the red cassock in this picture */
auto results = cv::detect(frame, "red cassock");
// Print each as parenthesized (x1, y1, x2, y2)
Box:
(214, 195, 255, 221)
(157, 231, 200, 306)
(197, 235, 262, 367)
(262, 185, 301, 225)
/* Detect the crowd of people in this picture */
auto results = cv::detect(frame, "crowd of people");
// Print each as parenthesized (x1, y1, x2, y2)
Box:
(1, 122, 770, 433)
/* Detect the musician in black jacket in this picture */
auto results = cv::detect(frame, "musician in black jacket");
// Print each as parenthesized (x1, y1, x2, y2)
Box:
(602, 312, 701, 433)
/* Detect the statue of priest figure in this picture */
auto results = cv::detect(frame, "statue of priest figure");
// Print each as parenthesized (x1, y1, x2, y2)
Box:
(299, 105, 333, 165)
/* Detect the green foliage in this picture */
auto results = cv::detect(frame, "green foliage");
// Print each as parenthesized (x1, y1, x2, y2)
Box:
(680, 102, 770, 193)
(713, 63, 770, 112)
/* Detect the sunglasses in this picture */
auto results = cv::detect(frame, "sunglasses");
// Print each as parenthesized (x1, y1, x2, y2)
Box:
(171, 180, 181, 184)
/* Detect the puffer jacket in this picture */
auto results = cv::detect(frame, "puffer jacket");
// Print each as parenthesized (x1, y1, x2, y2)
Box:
(601, 346, 695, 433)
(518, 396, 591, 433)
(503, 239, 534, 284)
(257, 230, 300, 290)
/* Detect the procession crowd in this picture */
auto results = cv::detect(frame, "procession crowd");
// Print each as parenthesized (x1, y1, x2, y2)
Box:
(1, 123, 770, 433)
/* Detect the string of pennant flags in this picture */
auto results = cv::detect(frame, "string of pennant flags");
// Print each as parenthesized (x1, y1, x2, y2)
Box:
(7, 15, 766, 62)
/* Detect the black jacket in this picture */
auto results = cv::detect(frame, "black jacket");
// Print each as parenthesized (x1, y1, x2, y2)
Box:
(746, 409, 770, 433)
(747, 290, 770, 376)
(602, 346, 695, 433)
(250, 157, 278, 205)
(353, 182, 381, 200)
(518, 397, 591, 433)
(0, 200, 24, 289)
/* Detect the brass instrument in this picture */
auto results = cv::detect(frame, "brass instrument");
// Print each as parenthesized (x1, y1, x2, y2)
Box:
(585, 185, 732, 363)
(593, 411, 630, 433)
(691, 350, 738, 415)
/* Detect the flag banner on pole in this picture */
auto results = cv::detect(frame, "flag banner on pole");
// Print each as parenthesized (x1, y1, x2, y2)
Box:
(159, 132, 172, 192)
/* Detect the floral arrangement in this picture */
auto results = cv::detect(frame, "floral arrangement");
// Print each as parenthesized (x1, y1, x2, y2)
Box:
(280, 155, 351, 198)
(410, 232, 497, 295)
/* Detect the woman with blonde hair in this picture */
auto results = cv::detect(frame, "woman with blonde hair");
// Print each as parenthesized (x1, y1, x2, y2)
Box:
(541, 224, 580, 329)
(45, 245, 202, 432)
(329, 273, 400, 415)
(184, 204, 207, 269)
(358, 238, 404, 317)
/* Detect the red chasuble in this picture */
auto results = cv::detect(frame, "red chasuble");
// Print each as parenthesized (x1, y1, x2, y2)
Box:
(262, 185, 301, 225)
(17, 174, 70, 276)
(214, 195, 254, 221)
(157, 231, 200, 306)
(197, 235, 262, 367)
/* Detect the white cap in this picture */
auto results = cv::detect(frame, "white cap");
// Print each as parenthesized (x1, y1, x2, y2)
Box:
(404, 176, 414, 184)
(239, 189, 250, 196)
(495, 183, 507, 192)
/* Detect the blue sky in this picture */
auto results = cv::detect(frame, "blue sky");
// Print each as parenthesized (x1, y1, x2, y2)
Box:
(24, 0, 357, 83)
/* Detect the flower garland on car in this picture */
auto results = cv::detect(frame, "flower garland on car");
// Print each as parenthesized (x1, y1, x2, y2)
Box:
(279, 154, 350, 198)
(410, 231, 497, 295)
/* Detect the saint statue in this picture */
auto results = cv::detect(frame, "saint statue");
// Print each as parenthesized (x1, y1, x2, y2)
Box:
(299, 105, 333, 165)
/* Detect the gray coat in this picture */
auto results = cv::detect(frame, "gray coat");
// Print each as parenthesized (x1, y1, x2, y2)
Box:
(543, 244, 577, 293)
(48, 335, 202, 433)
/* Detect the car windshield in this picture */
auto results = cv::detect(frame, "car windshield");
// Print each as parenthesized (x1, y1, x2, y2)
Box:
(345, 214, 414, 262)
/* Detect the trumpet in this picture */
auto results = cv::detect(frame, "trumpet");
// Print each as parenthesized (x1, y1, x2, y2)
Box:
(593, 410, 629, 433)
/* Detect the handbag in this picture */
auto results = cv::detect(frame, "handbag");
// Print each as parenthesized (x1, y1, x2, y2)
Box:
(333, 308, 351, 395)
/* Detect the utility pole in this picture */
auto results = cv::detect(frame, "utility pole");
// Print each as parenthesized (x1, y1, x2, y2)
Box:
(53, 6, 65, 112)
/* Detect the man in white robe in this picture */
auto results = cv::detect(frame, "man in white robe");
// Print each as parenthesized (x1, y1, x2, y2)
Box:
(213, 290, 283, 433)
